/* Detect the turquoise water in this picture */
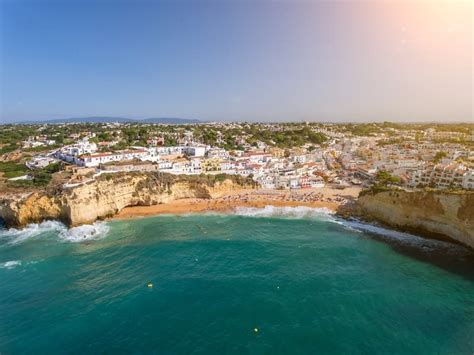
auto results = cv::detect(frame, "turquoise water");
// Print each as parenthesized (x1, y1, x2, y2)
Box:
(1, 207, 473, 354)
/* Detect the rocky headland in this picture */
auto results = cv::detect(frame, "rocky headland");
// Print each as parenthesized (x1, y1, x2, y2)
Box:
(353, 189, 474, 249)
(0, 172, 256, 227)
(1, 173, 472, 250)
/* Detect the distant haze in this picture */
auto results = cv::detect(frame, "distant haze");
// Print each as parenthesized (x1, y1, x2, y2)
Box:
(1, 1, 472, 123)
(9, 117, 203, 125)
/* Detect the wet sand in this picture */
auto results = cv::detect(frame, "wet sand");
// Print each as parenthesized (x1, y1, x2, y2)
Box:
(115, 186, 362, 220)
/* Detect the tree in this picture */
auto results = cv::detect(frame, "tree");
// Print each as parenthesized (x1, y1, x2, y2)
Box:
(56, 133, 64, 144)
(432, 151, 447, 164)
(375, 170, 400, 186)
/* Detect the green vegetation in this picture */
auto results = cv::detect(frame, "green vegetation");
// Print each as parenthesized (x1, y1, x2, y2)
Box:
(345, 124, 381, 137)
(0, 126, 36, 146)
(110, 141, 129, 151)
(0, 144, 18, 155)
(432, 151, 447, 164)
(359, 170, 402, 196)
(1, 121, 472, 153)
(359, 185, 393, 197)
(164, 136, 177, 146)
(377, 138, 404, 147)
(103, 171, 257, 191)
(246, 126, 327, 148)
(379, 122, 473, 134)
(5, 162, 61, 188)
(214, 173, 227, 182)
(360, 170, 402, 197)
(375, 170, 401, 186)
(0, 161, 29, 178)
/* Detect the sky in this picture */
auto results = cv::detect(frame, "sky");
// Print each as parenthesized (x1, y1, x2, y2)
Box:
(0, 0, 472, 123)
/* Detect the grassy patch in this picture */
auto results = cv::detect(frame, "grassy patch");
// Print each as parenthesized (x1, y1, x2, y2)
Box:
(4, 162, 61, 188)
(0, 161, 28, 178)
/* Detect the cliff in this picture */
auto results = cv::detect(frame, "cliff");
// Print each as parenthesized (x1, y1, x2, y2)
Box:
(0, 172, 256, 227)
(356, 189, 474, 249)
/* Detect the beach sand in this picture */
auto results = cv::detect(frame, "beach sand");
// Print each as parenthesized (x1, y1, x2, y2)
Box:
(115, 186, 362, 220)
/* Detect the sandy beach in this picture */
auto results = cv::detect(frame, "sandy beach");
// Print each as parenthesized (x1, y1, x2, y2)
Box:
(115, 186, 362, 219)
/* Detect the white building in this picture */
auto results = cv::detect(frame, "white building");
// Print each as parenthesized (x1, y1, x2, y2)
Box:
(183, 145, 207, 157)
(78, 150, 148, 167)
(207, 148, 229, 160)
(26, 156, 58, 169)
(408, 163, 471, 189)
(258, 175, 276, 189)
(57, 139, 98, 163)
(462, 170, 474, 190)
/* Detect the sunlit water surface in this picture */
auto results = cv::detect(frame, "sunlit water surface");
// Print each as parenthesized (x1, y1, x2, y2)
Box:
(1, 207, 473, 354)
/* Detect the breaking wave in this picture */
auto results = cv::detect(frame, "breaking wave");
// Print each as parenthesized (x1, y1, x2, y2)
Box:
(0, 220, 110, 244)
(0, 260, 22, 269)
(0, 260, 40, 270)
(58, 222, 110, 243)
(340, 219, 470, 254)
(233, 205, 335, 220)
(0, 221, 65, 245)
(231, 205, 469, 253)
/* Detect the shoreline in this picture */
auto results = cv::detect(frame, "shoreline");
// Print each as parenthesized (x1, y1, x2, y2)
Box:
(114, 187, 361, 220)
(2, 185, 471, 252)
(112, 187, 473, 251)
(114, 198, 339, 220)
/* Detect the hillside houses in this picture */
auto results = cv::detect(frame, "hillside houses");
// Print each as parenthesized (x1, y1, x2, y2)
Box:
(19, 122, 471, 191)
(408, 163, 474, 190)
(78, 150, 148, 167)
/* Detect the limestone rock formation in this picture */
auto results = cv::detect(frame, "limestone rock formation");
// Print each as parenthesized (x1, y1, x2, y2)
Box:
(356, 189, 474, 249)
(0, 172, 255, 227)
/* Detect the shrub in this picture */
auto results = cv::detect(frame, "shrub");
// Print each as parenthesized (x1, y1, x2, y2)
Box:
(0, 161, 28, 178)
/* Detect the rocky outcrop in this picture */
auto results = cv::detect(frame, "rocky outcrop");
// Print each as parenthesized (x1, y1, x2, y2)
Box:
(0, 172, 255, 227)
(0, 193, 64, 227)
(356, 189, 474, 249)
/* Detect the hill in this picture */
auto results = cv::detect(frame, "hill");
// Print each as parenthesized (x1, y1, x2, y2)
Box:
(8, 116, 203, 124)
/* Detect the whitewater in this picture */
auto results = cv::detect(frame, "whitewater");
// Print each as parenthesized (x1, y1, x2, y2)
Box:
(1, 207, 473, 353)
(0, 206, 470, 255)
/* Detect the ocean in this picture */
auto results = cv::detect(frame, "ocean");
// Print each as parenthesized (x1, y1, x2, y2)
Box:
(1, 207, 473, 354)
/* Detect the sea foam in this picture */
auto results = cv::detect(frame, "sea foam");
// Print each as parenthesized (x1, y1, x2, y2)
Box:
(58, 222, 110, 243)
(0, 260, 22, 269)
(233, 205, 334, 220)
(0, 220, 110, 244)
(232, 205, 467, 252)
(339, 219, 469, 253)
(0, 260, 41, 270)
(0, 220, 65, 244)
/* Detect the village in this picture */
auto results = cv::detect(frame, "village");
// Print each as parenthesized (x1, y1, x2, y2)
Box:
(5, 121, 471, 192)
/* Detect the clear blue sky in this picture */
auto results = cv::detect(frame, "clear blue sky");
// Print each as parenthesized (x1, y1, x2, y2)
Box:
(1, 0, 472, 122)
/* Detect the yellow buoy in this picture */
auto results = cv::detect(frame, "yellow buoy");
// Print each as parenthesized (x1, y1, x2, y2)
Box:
(147, 283, 153, 288)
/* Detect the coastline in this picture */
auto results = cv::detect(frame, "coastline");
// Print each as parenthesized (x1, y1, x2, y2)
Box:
(112, 186, 474, 251)
(114, 187, 361, 220)
(2, 184, 472, 252)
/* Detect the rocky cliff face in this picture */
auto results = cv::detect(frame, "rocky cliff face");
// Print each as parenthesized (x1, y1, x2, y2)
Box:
(0, 172, 255, 227)
(356, 190, 474, 249)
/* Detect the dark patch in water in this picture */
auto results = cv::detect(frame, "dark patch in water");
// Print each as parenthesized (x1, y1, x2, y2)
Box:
(369, 233, 474, 281)
(332, 220, 474, 282)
